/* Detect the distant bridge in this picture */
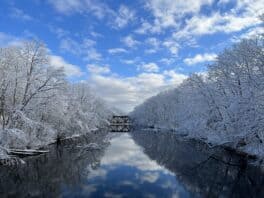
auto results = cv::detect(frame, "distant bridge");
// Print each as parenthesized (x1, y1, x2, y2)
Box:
(110, 116, 132, 132)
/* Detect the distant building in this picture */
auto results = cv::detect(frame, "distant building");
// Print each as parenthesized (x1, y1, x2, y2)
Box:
(110, 116, 132, 132)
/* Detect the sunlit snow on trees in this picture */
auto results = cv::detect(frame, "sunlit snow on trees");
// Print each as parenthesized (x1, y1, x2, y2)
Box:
(131, 36, 264, 157)
(0, 41, 112, 157)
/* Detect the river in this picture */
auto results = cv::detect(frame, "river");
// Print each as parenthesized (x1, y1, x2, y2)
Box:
(0, 130, 263, 198)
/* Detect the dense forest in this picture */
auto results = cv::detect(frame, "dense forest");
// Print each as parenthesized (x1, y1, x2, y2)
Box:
(131, 36, 264, 158)
(0, 41, 112, 159)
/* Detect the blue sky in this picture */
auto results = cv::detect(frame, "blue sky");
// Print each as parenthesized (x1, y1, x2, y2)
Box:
(0, 0, 263, 112)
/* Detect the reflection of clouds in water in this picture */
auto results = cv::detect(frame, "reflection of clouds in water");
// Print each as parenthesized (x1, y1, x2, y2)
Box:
(118, 180, 138, 188)
(172, 193, 181, 198)
(80, 184, 97, 196)
(86, 167, 108, 179)
(161, 179, 175, 189)
(137, 171, 159, 183)
(101, 133, 173, 173)
(104, 192, 123, 198)
(79, 133, 191, 197)
(63, 183, 98, 197)
(144, 193, 157, 198)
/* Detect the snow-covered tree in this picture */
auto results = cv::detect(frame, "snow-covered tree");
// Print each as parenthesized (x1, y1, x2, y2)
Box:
(131, 35, 264, 157)
(0, 41, 112, 150)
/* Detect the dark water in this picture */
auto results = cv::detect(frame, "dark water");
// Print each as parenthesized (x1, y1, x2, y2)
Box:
(0, 130, 263, 198)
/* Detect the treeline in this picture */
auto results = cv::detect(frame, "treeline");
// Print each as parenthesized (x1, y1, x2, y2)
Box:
(131, 36, 264, 156)
(0, 41, 112, 151)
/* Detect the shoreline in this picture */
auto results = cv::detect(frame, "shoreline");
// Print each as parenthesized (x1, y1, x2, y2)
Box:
(0, 128, 108, 166)
(136, 126, 264, 166)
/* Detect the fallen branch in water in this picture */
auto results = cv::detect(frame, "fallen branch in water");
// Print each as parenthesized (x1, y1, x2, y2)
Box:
(7, 149, 49, 157)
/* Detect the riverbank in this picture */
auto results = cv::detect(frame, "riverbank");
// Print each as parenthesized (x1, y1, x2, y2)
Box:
(0, 129, 109, 165)
(0, 131, 111, 197)
(132, 131, 264, 198)
(136, 126, 264, 165)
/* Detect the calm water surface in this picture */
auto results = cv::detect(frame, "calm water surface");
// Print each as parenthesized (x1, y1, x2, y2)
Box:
(0, 131, 263, 198)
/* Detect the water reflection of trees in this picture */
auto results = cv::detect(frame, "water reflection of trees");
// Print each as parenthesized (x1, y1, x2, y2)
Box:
(0, 131, 110, 198)
(132, 131, 264, 198)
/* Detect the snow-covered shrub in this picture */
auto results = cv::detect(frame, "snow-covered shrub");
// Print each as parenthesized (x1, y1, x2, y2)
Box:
(9, 110, 57, 147)
(0, 129, 27, 149)
(131, 36, 264, 156)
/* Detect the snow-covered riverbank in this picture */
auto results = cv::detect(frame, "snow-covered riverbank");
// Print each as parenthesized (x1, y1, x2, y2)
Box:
(134, 126, 263, 162)
(131, 36, 264, 161)
(0, 129, 110, 163)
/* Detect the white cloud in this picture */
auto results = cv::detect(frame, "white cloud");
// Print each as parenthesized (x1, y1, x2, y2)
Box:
(60, 37, 96, 55)
(146, 37, 160, 47)
(146, 0, 213, 19)
(163, 70, 187, 84)
(88, 69, 187, 112)
(49, 0, 136, 30)
(143, 0, 213, 32)
(202, 13, 258, 34)
(159, 58, 175, 65)
(10, 8, 33, 21)
(173, 13, 223, 38)
(144, 49, 157, 54)
(163, 39, 180, 55)
(144, 37, 160, 54)
(134, 0, 264, 63)
(173, 1, 263, 40)
(49, 55, 83, 77)
(112, 5, 135, 28)
(49, 26, 70, 39)
(0, 31, 38, 47)
(121, 59, 137, 65)
(184, 53, 217, 65)
(232, 26, 264, 42)
(135, 21, 156, 34)
(87, 64, 110, 74)
(88, 75, 136, 112)
(48, 0, 113, 19)
(0, 32, 23, 47)
(85, 48, 102, 61)
(108, 48, 128, 54)
(136, 0, 263, 57)
(60, 37, 81, 54)
(48, 0, 82, 14)
(121, 35, 140, 48)
(59, 37, 102, 61)
(141, 62, 159, 72)
(217, 0, 229, 5)
(83, 38, 96, 48)
(90, 31, 103, 38)
(82, 39, 102, 60)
